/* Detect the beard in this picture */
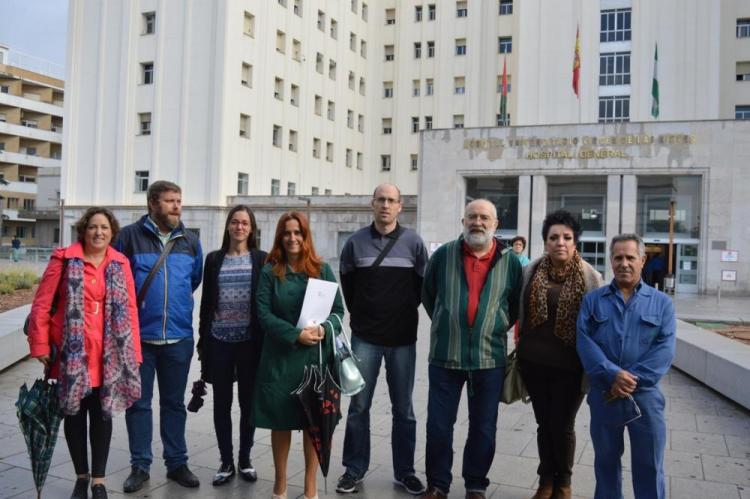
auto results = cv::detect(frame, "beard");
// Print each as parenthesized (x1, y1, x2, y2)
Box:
(153, 211, 179, 231)
(463, 227, 493, 247)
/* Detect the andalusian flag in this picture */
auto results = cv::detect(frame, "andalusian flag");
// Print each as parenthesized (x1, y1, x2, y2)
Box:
(499, 58, 508, 126)
(651, 44, 660, 118)
(572, 24, 581, 97)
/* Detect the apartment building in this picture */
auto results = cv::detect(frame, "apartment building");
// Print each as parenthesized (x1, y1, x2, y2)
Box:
(0, 45, 63, 247)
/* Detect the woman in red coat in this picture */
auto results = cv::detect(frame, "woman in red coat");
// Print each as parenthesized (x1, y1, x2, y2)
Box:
(28, 207, 142, 499)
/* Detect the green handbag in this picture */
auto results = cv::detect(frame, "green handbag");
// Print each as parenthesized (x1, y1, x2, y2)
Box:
(501, 349, 530, 404)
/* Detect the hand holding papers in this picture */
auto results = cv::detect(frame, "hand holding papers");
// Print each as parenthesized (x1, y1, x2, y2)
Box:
(296, 278, 339, 329)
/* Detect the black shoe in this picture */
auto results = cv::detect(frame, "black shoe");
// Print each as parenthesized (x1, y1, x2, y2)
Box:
(71, 476, 89, 499)
(336, 473, 362, 493)
(91, 484, 108, 499)
(122, 467, 149, 493)
(238, 460, 257, 482)
(395, 475, 426, 495)
(167, 465, 200, 488)
(212, 462, 236, 486)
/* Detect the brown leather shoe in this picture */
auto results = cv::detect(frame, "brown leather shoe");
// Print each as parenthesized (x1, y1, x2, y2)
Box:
(531, 483, 554, 499)
(553, 485, 572, 499)
(421, 486, 447, 498)
(466, 491, 486, 499)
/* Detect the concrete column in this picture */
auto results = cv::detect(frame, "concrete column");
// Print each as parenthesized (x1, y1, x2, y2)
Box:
(529, 175, 547, 260)
(621, 175, 638, 234)
(604, 175, 622, 282)
(517, 175, 532, 241)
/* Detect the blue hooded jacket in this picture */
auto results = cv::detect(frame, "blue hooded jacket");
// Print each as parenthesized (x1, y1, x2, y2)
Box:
(114, 214, 203, 342)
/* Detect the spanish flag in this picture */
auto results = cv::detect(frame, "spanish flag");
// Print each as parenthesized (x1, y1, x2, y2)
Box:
(572, 24, 581, 97)
(499, 58, 508, 126)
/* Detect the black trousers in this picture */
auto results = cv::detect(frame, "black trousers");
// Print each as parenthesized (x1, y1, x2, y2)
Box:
(518, 359, 584, 486)
(209, 338, 260, 465)
(63, 388, 112, 478)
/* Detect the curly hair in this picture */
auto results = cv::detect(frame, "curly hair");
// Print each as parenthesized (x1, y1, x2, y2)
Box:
(542, 210, 582, 244)
(74, 207, 121, 244)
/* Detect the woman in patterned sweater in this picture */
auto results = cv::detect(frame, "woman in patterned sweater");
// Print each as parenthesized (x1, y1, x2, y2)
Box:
(198, 205, 267, 486)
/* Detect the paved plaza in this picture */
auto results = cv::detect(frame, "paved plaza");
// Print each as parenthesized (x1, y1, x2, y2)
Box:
(0, 296, 748, 498)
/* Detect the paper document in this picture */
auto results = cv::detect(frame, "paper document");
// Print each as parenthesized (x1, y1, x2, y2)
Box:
(296, 278, 339, 328)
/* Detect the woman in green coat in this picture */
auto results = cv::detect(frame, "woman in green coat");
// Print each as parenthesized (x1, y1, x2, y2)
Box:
(253, 211, 344, 499)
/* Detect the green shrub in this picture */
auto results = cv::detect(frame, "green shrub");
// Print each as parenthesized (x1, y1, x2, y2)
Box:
(0, 271, 40, 291)
(0, 282, 15, 294)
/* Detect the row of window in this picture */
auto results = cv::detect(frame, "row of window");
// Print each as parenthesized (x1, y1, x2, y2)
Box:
(388, 37, 511, 61)
(380, 153, 419, 172)
(385, 75, 512, 99)
(404, 0, 512, 23)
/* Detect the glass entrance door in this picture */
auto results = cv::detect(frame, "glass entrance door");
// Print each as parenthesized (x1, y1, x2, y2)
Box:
(675, 244, 698, 293)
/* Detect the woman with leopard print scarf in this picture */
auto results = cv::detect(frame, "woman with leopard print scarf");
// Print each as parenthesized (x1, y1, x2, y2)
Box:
(515, 210, 603, 499)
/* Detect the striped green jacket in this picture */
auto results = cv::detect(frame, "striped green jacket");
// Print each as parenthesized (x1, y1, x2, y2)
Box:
(422, 236, 522, 370)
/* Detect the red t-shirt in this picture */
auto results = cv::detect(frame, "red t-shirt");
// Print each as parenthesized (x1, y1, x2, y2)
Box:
(462, 239, 497, 327)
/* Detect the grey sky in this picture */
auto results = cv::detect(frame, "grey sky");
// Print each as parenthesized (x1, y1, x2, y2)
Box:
(0, 0, 69, 69)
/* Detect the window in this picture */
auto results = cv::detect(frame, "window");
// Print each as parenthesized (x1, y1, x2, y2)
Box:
(427, 41, 435, 57)
(454, 76, 465, 94)
(456, 1, 467, 17)
(326, 142, 334, 161)
(383, 81, 394, 98)
(496, 113, 511, 126)
(271, 179, 280, 195)
(411, 116, 420, 133)
(381, 154, 391, 171)
(25, 147, 37, 156)
(359, 77, 366, 95)
(239, 114, 250, 137)
(290, 84, 299, 106)
(497, 74, 512, 93)
(598, 96, 630, 123)
(276, 30, 286, 53)
(737, 62, 750, 81)
(139, 112, 152, 135)
(272, 125, 282, 147)
(453, 114, 464, 128)
(141, 62, 154, 84)
(241, 62, 252, 87)
(736, 105, 750, 120)
(292, 39, 301, 61)
(314, 95, 322, 115)
(329, 60, 337, 79)
(426, 78, 434, 95)
(243, 11, 255, 37)
(0, 143, 4, 151)
(143, 12, 156, 34)
(330, 19, 338, 39)
(347, 109, 354, 128)
(287, 182, 296, 195)
(293, 0, 302, 16)
(599, 52, 631, 85)
(317, 10, 326, 31)
(22, 119, 38, 128)
(413, 42, 422, 59)
(311, 187, 319, 195)
(382, 118, 392, 134)
(278, 0, 287, 7)
(499, 0, 512, 15)
(274, 77, 284, 100)
(410, 154, 418, 170)
(325, 189, 333, 195)
(412, 79, 421, 96)
(348, 71, 356, 89)
(382, 46, 393, 62)
(386, 8, 396, 24)
(738, 19, 750, 38)
(455, 38, 466, 56)
(362, 3, 368, 21)
(351, 0, 358, 13)
(346, 148, 353, 167)
(237, 173, 249, 194)
(357, 152, 363, 170)
(358, 114, 364, 132)
(135, 171, 149, 192)
(0, 86, 7, 94)
(22, 199, 35, 210)
(498, 36, 512, 53)
(425, 115, 433, 129)
(428, 4, 436, 20)
(350, 32, 357, 51)
(360, 40, 367, 58)
(415, 6, 423, 21)
(289, 129, 298, 151)
(316, 52, 324, 73)
(313, 138, 321, 157)
(600, 8, 631, 42)
(327, 100, 335, 120)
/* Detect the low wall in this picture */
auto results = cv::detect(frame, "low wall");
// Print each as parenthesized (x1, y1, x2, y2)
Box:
(0, 304, 30, 371)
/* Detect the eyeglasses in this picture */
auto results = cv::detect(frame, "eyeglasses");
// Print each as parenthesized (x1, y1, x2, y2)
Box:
(604, 392, 642, 427)
(373, 196, 400, 205)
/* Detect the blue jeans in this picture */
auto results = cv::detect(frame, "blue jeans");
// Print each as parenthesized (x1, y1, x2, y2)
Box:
(425, 365, 505, 493)
(342, 336, 417, 480)
(126, 338, 193, 472)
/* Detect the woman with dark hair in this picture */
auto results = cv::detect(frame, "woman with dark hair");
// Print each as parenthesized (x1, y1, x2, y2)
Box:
(516, 210, 603, 499)
(198, 205, 267, 486)
(253, 211, 344, 499)
(28, 207, 141, 499)
(511, 235, 531, 267)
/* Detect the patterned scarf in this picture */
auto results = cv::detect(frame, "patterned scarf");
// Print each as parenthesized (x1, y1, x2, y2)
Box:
(57, 258, 141, 418)
(528, 251, 586, 346)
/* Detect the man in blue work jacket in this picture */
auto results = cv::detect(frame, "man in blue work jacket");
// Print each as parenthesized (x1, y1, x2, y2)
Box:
(576, 234, 676, 499)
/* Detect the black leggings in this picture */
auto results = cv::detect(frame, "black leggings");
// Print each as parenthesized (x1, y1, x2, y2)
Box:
(63, 388, 112, 478)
